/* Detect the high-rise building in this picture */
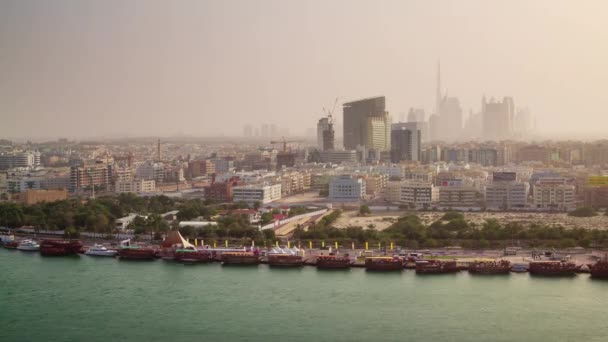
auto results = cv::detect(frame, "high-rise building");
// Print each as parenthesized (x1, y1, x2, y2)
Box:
(343, 97, 390, 151)
(482, 96, 515, 141)
(435, 62, 463, 141)
(243, 125, 253, 137)
(317, 116, 335, 151)
(391, 122, 422, 162)
(513, 108, 533, 138)
(407, 108, 425, 122)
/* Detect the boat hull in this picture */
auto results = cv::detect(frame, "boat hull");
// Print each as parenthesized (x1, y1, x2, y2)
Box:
(267, 255, 303, 267)
(221, 254, 259, 265)
(316, 256, 351, 269)
(40, 240, 83, 256)
(17, 245, 40, 251)
(364, 259, 403, 271)
(85, 250, 118, 257)
(468, 261, 511, 275)
(174, 251, 210, 263)
(118, 248, 156, 260)
(528, 262, 580, 276)
(588, 263, 608, 279)
(415, 261, 459, 274)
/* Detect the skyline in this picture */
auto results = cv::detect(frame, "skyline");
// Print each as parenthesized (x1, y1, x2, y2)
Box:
(2, 0, 608, 140)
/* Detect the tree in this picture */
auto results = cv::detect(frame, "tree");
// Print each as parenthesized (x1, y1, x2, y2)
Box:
(260, 212, 273, 226)
(359, 205, 371, 216)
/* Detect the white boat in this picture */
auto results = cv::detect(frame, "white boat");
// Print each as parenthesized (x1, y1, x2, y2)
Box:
(16, 239, 40, 251)
(85, 244, 118, 257)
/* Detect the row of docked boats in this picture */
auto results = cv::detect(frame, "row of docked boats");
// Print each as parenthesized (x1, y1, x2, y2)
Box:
(4, 234, 608, 278)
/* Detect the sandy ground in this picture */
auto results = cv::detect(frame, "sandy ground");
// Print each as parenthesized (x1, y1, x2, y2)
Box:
(332, 210, 608, 231)
(333, 210, 399, 230)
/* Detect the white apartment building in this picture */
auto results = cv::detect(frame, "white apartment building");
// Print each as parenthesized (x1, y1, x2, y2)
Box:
(385, 180, 437, 207)
(232, 183, 282, 204)
(532, 183, 575, 211)
(115, 179, 156, 194)
(329, 175, 366, 201)
(374, 165, 406, 179)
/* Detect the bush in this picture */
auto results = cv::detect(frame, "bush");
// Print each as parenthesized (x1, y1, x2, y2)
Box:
(441, 211, 464, 221)
(359, 205, 371, 216)
(568, 207, 597, 217)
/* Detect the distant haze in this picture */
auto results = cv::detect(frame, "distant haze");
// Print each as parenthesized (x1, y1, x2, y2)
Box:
(1, 0, 607, 139)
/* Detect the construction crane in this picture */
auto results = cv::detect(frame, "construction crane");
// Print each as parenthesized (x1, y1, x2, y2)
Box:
(323, 97, 339, 120)
(270, 136, 299, 152)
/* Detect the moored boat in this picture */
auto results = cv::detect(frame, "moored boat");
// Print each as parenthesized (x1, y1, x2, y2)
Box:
(588, 255, 608, 279)
(415, 260, 459, 274)
(16, 239, 40, 251)
(3, 241, 19, 249)
(174, 248, 211, 263)
(511, 263, 528, 273)
(365, 257, 403, 271)
(267, 253, 303, 267)
(468, 260, 511, 274)
(40, 239, 83, 256)
(117, 246, 156, 260)
(316, 255, 351, 269)
(528, 261, 580, 276)
(85, 244, 118, 257)
(221, 252, 259, 265)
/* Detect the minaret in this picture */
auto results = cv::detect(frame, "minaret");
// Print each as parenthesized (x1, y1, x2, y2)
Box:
(156, 139, 161, 162)
(436, 60, 442, 115)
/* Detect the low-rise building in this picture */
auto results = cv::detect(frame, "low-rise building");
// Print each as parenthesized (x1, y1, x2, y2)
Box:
(329, 175, 366, 201)
(363, 174, 388, 197)
(319, 150, 358, 164)
(204, 176, 243, 202)
(385, 180, 437, 207)
(115, 179, 156, 194)
(533, 182, 575, 211)
(439, 185, 480, 208)
(232, 182, 282, 204)
(485, 172, 529, 209)
(16, 189, 68, 205)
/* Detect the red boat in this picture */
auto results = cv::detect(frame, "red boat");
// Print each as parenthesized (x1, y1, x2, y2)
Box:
(316, 255, 351, 269)
(528, 261, 580, 276)
(267, 254, 303, 267)
(469, 260, 511, 274)
(174, 249, 211, 263)
(3, 241, 19, 249)
(365, 257, 403, 271)
(118, 246, 157, 260)
(415, 260, 459, 274)
(221, 252, 259, 265)
(588, 255, 608, 279)
(40, 239, 83, 256)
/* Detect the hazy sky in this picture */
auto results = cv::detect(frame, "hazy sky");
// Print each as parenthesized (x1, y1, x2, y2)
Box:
(1, 0, 607, 139)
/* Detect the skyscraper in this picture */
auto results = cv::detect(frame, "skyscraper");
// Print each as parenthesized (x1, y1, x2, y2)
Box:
(317, 116, 335, 151)
(343, 96, 390, 151)
(482, 96, 515, 141)
(391, 122, 422, 162)
(433, 62, 463, 141)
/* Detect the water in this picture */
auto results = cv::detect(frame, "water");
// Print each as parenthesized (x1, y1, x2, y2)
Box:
(1, 249, 608, 342)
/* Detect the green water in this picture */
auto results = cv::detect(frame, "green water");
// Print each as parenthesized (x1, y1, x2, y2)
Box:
(1, 249, 608, 342)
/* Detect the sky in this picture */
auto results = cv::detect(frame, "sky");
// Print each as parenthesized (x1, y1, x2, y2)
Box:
(1, 0, 608, 140)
